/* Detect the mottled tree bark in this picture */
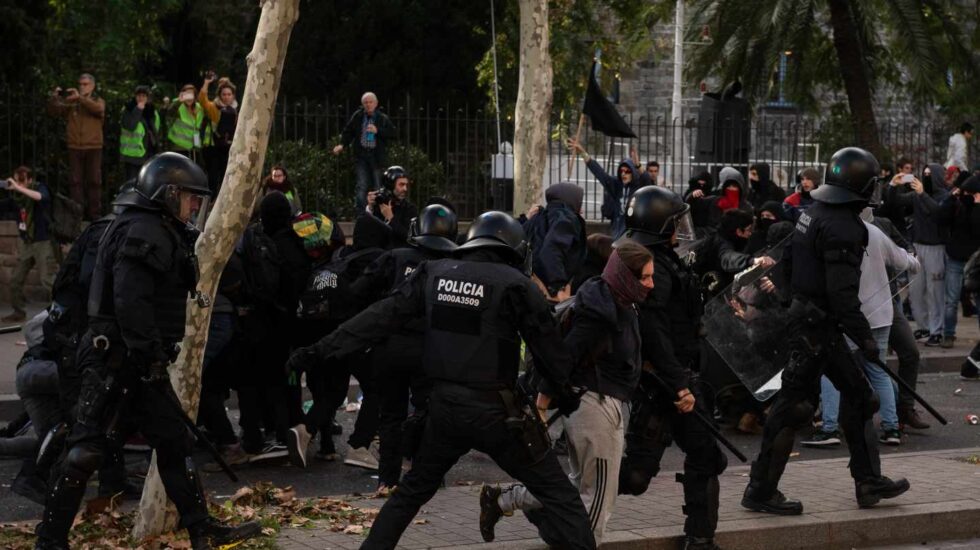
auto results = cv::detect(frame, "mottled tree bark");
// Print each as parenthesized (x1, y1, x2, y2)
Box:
(512, 0, 553, 215)
(132, 0, 300, 539)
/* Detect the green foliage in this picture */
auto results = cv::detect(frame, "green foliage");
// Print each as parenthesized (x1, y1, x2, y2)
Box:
(264, 140, 444, 219)
(686, 0, 977, 115)
(475, 0, 670, 123)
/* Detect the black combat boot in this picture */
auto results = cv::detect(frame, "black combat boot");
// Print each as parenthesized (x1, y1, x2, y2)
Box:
(187, 517, 262, 550)
(740, 484, 803, 515)
(856, 476, 910, 508)
(684, 535, 723, 549)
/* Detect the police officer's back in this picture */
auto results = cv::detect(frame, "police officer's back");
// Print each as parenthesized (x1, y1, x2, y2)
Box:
(289, 211, 596, 550)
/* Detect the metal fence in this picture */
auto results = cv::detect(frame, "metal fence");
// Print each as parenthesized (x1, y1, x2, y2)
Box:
(1, 86, 976, 221)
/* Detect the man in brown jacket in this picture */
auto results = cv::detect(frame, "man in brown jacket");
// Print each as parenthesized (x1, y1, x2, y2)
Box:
(47, 73, 105, 220)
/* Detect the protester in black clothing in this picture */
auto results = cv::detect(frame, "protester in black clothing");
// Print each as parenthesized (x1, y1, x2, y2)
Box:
(292, 214, 392, 466)
(287, 211, 596, 550)
(571, 233, 614, 293)
(617, 186, 728, 550)
(742, 147, 910, 517)
(367, 166, 418, 247)
(748, 163, 785, 205)
(745, 201, 787, 255)
(526, 182, 587, 301)
(567, 138, 642, 238)
(332, 92, 397, 211)
(35, 153, 259, 550)
(684, 171, 717, 235)
(695, 209, 776, 300)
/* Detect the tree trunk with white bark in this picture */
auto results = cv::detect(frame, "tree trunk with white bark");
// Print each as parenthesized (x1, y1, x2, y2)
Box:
(132, 0, 300, 539)
(512, 0, 553, 216)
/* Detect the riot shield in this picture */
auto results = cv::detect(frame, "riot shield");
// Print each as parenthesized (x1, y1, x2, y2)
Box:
(704, 262, 913, 402)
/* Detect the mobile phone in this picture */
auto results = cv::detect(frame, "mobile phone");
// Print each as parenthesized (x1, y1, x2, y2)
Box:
(901, 174, 915, 184)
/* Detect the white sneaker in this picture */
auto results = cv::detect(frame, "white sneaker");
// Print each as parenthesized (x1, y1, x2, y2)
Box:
(344, 445, 379, 470)
(288, 425, 312, 468)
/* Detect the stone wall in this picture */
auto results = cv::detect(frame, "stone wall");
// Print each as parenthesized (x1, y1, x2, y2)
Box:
(0, 221, 53, 305)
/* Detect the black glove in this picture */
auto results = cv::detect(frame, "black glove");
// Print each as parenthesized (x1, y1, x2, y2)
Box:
(860, 339, 880, 364)
(141, 361, 170, 384)
(285, 346, 320, 376)
(555, 385, 584, 417)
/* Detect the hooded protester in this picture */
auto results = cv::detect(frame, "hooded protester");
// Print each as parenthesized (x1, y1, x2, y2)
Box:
(684, 170, 716, 234)
(890, 164, 948, 345)
(783, 167, 820, 221)
(712, 167, 752, 226)
(694, 209, 774, 299)
(745, 201, 787, 255)
(568, 138, 640, 237)
(748, 163, 785, 205)
(527, 182, 588, 300)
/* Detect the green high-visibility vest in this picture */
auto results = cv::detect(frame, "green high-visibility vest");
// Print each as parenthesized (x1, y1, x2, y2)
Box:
(168, 103, 211, 151)
(120, 110, 161, 159)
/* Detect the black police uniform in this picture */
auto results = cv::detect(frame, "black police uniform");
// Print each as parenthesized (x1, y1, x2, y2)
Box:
(619, 244, 728, 542)
(303, 250, 597, 550)
(35, 207, 211, 547)
(745, 201, 881, 501)
(350, 245, 436, 487)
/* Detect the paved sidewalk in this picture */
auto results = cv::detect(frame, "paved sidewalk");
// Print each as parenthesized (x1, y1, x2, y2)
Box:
(277, 447, 980, 550)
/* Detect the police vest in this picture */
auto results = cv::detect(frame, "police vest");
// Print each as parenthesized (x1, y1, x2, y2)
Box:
(649, 247, 703, 360)
(422, 259, 524, 389)
(88, 210, 196, 347)
(390, 247, 428, 289)
(120, 110, 161, 159)
(168, 103, 211, 151)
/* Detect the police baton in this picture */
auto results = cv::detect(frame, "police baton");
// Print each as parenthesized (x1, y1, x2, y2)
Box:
(863, 354, 948, 425)
(643, 368, 748, 463)
(0, 325, 22, 335)
(149, 382, 241, 482)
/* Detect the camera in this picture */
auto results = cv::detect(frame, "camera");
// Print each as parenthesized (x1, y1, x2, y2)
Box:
(204, 70, 217, 81)
(374, 187, 393, 206)
(57, 89, 70, 98)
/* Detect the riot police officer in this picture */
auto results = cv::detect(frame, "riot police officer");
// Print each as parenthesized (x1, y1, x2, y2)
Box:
(617, 185, 728, 550)
(35, 153, 260, 550)
(741, 147, 910, 515)
(288, 211, 596, 550)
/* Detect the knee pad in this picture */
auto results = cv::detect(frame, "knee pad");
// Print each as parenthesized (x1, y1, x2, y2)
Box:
(64, 444, 102, 479)
(786, 400, 815, 428)
(618, 456, 658, 496)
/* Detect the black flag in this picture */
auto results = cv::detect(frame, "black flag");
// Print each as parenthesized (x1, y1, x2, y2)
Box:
(582, 62, 636, 138)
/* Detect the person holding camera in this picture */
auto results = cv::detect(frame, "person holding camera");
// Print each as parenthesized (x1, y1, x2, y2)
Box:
(120, 85, 162, 183)
(47, 73, 105, 221)
(3, 167, 54, 323)
(167, 83, 211, 164)
(367, 166, 417, 248)
(332, 92, 396, 211)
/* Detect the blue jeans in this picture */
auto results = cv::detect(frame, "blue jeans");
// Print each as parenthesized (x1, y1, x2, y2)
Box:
(354, 157, 382, 211)
(944, 255, 965, 338)
(821, 326, 898, 432)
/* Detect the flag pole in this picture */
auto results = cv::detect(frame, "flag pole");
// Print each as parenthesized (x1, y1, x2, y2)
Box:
(566, 113, 586, 179)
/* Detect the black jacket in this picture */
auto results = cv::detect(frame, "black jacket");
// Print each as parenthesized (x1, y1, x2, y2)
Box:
(638, 245, 702, 393)
(339, 107, 397, 163)
(527, 200, 587, 295)
(564, 278, 641, 402)
(938, 193, 980, 261)
(372, 198, 418, 248)
(694, 231, 754, 298)
(747, 163, 786, 205)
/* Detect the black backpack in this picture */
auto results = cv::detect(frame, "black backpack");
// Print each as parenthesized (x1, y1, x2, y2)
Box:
(238, 224, 283, 309)
(296, 246, 381, 321)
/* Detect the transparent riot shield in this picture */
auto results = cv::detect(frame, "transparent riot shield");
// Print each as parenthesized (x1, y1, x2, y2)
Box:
(704, 261, 913, 402)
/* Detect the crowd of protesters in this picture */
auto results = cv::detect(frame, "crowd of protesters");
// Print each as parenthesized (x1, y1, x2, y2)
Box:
(0, 73, 979, 547)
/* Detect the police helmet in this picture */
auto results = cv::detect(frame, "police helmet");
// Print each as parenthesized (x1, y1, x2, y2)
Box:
(623, 185, 693, 246)
(409, 203, 458, 253)
(118, 153, 210, 220)
(383, 165, 408, 189)
(811, 147, 880, 205)
(456, 210, 528, 264)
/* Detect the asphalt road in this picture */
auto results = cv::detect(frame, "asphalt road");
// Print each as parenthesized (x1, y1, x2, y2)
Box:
(1, 371, 978, 525)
